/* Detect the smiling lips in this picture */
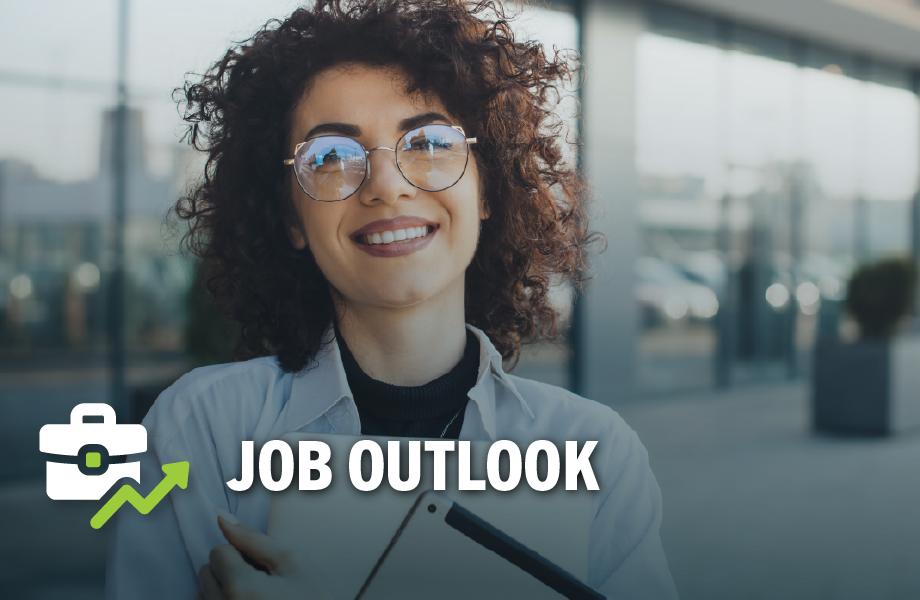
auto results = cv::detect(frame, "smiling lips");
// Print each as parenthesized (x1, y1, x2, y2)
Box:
(359, 226, 431, 246)
(351, 216, 439, 258)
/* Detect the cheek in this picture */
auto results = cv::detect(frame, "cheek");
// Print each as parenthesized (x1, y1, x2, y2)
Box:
(298, 202, 347, 259)
(448, 181, 484, 248)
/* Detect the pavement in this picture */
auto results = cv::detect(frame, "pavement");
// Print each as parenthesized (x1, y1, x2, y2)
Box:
(616, 383, 920, 600)
(2, 377, 917, 599)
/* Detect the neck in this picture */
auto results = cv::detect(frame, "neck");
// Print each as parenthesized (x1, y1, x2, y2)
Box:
(334, 280, 469, 387)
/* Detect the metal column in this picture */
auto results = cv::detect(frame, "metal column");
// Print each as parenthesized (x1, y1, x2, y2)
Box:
(110, 0, 129, 419)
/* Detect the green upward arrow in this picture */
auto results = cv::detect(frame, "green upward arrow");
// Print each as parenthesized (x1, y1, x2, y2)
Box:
(90, 462, 189, 529)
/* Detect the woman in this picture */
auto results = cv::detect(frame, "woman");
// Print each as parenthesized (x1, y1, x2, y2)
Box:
(107, 0, 676, 598)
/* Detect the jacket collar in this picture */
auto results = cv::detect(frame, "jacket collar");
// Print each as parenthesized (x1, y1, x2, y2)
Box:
(285, 324, 534, 440)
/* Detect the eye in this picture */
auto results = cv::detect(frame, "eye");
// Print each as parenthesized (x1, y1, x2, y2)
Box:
(317, 148, 342, 164)
(411, 135, 453, 151)
(409, 136, 433, 150)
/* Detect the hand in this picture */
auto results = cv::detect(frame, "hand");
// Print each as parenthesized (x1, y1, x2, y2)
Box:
(197, 512, 334, 600)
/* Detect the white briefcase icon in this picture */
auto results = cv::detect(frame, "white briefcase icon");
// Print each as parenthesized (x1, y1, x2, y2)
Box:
(40, 403, 147, 500)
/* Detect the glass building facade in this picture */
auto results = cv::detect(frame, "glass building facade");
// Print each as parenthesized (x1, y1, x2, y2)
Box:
(633, 3, 919, 394)
(1, 0, 918, 400)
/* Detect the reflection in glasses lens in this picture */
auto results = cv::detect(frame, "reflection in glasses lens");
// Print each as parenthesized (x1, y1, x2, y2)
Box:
(294, 137, 366, 202)
(291, 124, 472, 202)
(396, 126, 469, 192)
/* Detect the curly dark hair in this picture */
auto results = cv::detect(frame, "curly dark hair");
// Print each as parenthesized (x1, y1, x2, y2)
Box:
(174, 0, 596, 372)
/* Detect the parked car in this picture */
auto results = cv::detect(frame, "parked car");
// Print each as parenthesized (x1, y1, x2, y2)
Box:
(635, 256, 719, 328)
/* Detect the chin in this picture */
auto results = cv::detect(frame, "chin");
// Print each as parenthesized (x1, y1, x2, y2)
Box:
(335, 263, 463, 310)
(370, 283, 437, 308)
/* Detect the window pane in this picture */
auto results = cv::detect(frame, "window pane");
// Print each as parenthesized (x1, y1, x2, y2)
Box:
(635, 27, 920, 394)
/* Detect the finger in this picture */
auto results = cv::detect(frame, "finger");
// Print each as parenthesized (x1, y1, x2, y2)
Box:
(208, 543, 257, 590)
(217, 517, 287, 574)
(197, 563, 227, 600)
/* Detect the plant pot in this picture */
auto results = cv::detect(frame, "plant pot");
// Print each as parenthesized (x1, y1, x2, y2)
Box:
(812, 334, 920, 435)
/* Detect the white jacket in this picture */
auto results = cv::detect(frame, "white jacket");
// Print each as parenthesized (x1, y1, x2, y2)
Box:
(106, 325, 678, 599)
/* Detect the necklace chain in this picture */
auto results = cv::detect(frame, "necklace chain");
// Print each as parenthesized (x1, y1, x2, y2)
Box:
(439, 406, 464, 438)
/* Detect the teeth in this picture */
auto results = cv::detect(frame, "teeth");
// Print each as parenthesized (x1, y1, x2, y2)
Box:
(362, 226, 431, 246)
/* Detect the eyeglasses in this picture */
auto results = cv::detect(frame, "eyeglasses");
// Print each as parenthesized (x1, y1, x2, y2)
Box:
(283, 124, 477, 202)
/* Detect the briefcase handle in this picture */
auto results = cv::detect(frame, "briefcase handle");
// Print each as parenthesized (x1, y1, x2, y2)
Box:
(71, 403, 117, 425)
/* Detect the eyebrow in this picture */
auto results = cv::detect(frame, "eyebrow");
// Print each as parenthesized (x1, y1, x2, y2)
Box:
(397, 111, 452, 134)
(302, 111, 452, 142)
(303, 122, 361, 140)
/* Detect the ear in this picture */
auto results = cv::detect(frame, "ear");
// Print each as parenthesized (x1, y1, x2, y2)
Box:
(475, 164, 491, 220)
(289, 223, 307, 250)
(478, 189, 491, 220)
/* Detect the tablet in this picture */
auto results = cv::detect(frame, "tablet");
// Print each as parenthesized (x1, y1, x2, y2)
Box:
(357, 490, 605, 600)
(268, 432, 594, 600)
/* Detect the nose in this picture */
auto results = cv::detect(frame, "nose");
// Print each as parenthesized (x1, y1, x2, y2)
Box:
(358, 147, 416, 206)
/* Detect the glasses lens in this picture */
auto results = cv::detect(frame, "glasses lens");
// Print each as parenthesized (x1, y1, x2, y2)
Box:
(396, 125, 469, 192)
(293, 137, 366, 201)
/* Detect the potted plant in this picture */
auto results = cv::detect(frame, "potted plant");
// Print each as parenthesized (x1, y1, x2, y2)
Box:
(812, 257, 920, 435)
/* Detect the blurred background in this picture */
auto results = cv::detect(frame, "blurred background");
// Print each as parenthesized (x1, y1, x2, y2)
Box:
(2, 0, 919, 598)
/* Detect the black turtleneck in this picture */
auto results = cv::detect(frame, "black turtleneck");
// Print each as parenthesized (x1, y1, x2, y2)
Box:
(335, 327, 479, 439)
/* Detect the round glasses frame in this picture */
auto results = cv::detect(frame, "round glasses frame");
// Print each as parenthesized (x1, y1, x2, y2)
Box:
(283, 124, 478, 202)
